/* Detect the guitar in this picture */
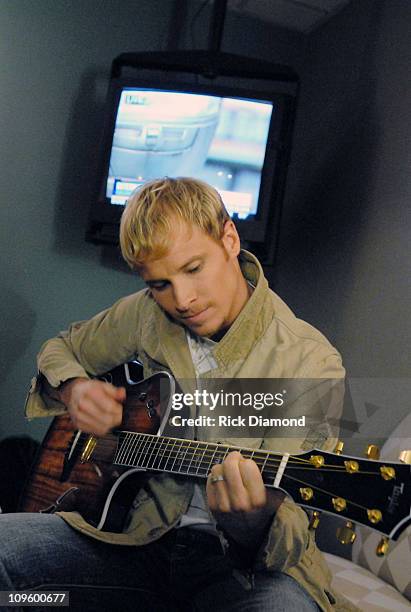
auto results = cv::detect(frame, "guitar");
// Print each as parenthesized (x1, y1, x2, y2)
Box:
(20, 364, 411, 542)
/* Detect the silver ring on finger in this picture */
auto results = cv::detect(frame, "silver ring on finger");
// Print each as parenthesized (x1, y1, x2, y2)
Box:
(210, 475, 225, 484)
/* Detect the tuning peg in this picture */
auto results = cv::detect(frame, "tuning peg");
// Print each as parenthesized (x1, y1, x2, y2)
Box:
(336, 521, 356, 545)
(365, 444, 380, 460)
(376, 537, 389, 557)
(399, 450, 411, 464)
(310, 455, 325, 468)
(367, 509, 383, 524)
(309, 511, 321, 530)
(299, 487, 314, 501)
(334, 440, 344, 455)
(332, 497, 347, 512)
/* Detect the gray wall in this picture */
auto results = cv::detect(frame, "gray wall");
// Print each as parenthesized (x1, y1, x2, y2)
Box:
(0, 0, 174, 441)
(0, 0, 409, 452)
(272, 0, 411, 451)
(275, 0, 410, 378)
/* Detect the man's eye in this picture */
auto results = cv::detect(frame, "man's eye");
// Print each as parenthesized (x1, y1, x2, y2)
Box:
(188, 265, 201, 274)
(149, 282, 168, 291)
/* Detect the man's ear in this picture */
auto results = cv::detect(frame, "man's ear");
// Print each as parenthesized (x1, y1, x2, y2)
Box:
(221, 220, 241, 258)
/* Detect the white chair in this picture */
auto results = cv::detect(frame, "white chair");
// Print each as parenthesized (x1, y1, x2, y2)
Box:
(325, 413, 411, 610)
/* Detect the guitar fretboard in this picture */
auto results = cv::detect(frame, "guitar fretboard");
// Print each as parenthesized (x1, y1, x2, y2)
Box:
(114, 431, 283, 486)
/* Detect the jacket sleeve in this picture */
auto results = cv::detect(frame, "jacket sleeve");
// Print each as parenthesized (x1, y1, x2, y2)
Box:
(255, 349, 345, 572)
(24, 291, 147, 419)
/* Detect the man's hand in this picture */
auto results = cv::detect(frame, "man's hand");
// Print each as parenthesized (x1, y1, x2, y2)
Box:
(59, 378, 125, 436)
(206, 451, 285, 549)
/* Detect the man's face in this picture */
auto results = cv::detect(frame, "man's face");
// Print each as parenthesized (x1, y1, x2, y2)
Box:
(139, 220, 248, 337)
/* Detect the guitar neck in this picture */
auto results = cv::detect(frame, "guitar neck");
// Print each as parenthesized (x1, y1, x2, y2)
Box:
(110, 429, 411, 540)
(114, 430, 282, 486)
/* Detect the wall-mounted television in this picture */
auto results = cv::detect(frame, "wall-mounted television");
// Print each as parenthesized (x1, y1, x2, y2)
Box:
(87, 51, 298, 265)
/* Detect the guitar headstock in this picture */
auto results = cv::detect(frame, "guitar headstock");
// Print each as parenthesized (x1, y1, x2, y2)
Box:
(278, 448, 411, 540)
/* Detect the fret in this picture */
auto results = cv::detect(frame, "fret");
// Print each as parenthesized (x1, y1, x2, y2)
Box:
(133, 433, 150, 468)
(115, 432, 129, 465)
(220, 446, 231, 462)
(260, 452, 269, 478)
(142, 435, 158, 469)
(172, 439, 192, 474)
(145, 436, 160, 469)
(254, 450, 276, 485)
(164, 437, 184, 473)
(180, 440, 196, 473)
(185, 441, 201, 474)
(124, 433, 136, 466)
(194, 443, 210, 475)
(167, 438, 179, 472)
(115, 432, 133, 465)
(132, 432, 148, 467)
(124, 432, 137, 465)
(210, 444, 230, 466)
(156, 436, 171, 471)
(237, 448, 253, 461)
(178, 440, 200, 474)
(124, 432, 138, 465)
(129, 433, 150, 468)
(206, 444, 218, 475)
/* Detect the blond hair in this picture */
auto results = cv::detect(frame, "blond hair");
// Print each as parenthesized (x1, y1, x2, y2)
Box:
(120, 177, 230, 269)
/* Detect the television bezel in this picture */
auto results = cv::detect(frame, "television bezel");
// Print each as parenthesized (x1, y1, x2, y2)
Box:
(87, 53, 298, 264)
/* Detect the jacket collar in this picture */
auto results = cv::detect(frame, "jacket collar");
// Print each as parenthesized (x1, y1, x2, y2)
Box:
(211, 250, 274, 369)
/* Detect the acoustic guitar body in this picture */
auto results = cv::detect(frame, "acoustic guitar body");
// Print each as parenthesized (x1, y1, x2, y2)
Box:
(19, 367, 174, 532)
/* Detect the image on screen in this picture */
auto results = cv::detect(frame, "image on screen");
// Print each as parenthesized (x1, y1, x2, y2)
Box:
(106, 88, 273, 219)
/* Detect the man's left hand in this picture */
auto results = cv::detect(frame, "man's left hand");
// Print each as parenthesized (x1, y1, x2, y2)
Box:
(206, 451, 285, 549)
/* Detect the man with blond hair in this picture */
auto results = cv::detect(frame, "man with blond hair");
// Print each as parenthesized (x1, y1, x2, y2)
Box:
(0, 177, 355, 611)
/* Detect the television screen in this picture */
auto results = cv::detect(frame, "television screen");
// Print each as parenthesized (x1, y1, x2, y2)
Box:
(106, 88, 273, 219)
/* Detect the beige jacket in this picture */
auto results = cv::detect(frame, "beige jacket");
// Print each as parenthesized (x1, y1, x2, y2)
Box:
(25, 251, 358, 612)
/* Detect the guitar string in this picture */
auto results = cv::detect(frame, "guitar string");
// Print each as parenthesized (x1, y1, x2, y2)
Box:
(108, 437, 315, 470)
(89, 432, 388, 475)
(115, 450, 384, 477)
(113, 434, 367, 471)
(115, 433, 387, 474)
(112, 436, 386, 482)
(115, 431, 330, 467)
(117, 448, 383, 477)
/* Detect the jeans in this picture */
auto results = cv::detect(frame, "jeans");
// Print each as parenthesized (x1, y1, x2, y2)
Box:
(0, 513, 320, 611)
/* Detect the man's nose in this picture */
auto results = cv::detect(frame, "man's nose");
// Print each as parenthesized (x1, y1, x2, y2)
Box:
(173, 282, 196, 313)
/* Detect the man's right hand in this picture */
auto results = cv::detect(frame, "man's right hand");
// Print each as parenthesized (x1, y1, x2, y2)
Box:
(59, 378, 125, 436)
